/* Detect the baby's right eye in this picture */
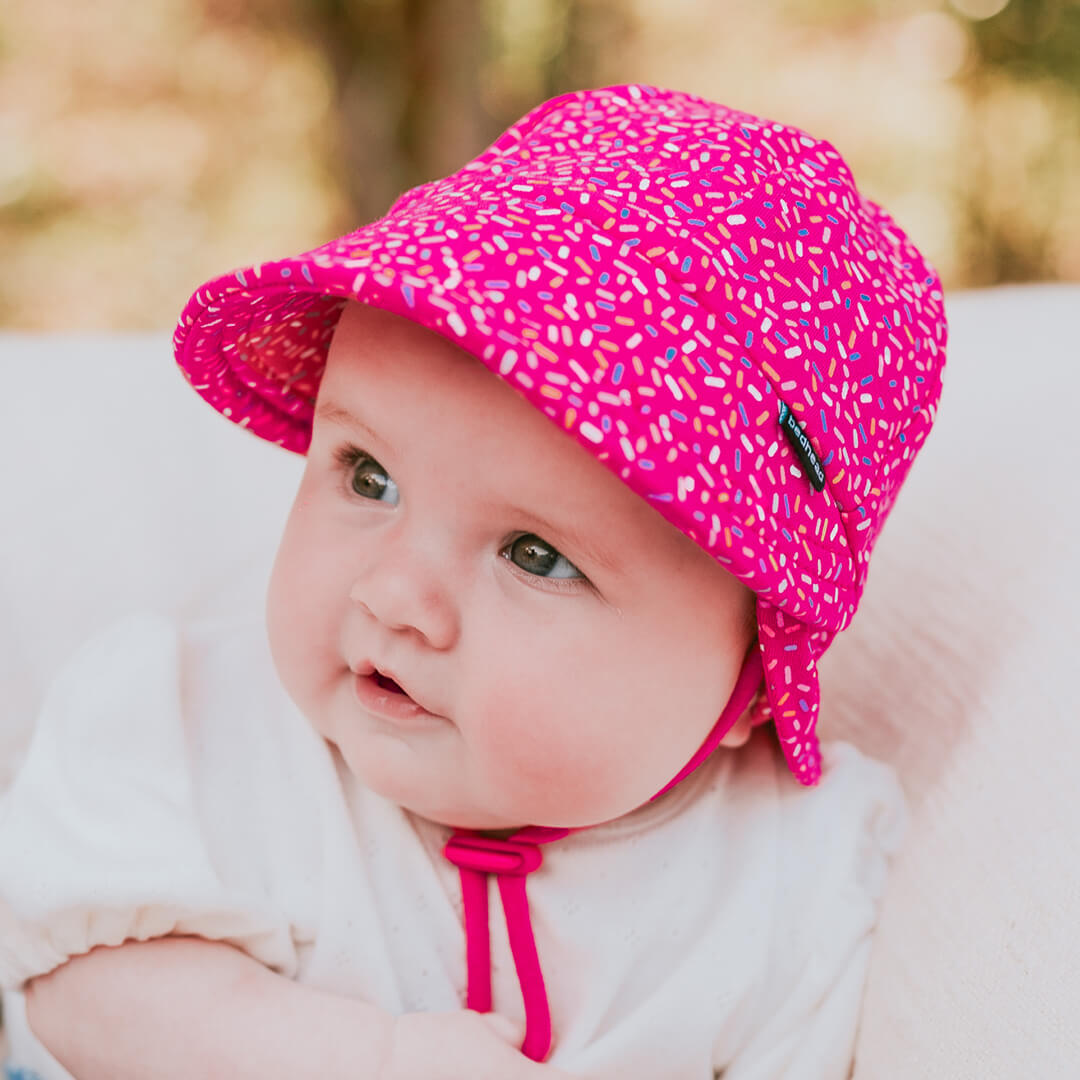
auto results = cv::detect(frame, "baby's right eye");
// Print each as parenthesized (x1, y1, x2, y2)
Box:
(501, 533, 585, 581)
(334, 444, 400, 505)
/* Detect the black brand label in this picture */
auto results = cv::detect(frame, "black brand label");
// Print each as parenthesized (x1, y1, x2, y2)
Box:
(777, 401, 826, 492)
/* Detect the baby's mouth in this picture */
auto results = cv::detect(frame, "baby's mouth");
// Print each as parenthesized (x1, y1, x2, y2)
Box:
(352, 665, 449, 729)
(372, 671, 407, 696)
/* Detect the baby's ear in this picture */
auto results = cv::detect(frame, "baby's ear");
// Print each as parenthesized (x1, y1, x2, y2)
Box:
(719, 708, 754, 748)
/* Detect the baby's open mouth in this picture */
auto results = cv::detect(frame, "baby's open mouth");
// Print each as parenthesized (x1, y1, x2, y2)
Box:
(373, 671, 407, 696)
(353, 666, 446, 727)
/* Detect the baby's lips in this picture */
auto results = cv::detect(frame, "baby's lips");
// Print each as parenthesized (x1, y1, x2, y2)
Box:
(350, 657, 446, 718)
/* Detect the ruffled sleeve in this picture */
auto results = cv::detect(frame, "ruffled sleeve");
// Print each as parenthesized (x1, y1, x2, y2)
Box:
(719, 740, 909, 1080)
(0, 612, 300, 990)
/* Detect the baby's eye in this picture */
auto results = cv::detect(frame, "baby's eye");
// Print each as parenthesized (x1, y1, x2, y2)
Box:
(335, 445, 399, 505)
(502, 534, 584, 580)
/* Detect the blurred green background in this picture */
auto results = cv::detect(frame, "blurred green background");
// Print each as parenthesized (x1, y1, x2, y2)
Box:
(1, 0, 1077, 329)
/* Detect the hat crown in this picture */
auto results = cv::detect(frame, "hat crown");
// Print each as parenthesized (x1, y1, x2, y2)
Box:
(374, 85, 947, 619)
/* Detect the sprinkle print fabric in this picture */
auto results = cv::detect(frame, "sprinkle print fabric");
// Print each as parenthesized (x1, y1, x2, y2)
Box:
(174, 84, 947, 786)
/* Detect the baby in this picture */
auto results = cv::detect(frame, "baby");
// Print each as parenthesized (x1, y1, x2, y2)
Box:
(0, 84, 946, 1079)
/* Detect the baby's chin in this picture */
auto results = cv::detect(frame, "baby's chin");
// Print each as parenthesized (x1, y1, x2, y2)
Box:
(397, 794, 641, 834)
(393, 797, 531, 834)
(382, 789, 579, 834)
(315, 705, 651, 831)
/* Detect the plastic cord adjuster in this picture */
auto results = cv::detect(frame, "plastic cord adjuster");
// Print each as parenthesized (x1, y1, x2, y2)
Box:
(443, 833, 543, 876)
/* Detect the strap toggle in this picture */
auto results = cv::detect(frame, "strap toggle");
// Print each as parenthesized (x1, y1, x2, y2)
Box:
(444, 833, 543, 876)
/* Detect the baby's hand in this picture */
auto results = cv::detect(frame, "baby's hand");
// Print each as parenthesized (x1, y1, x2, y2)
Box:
(382, 1009, 574, 1080)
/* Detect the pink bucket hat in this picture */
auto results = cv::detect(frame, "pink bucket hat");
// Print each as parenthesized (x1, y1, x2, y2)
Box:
(174, 83, 947, 1058)
(175, 82, 947, 784)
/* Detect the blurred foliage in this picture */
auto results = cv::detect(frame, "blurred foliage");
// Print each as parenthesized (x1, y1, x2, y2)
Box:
(970, 0, 1080, 82)
(956, 0, 1080, 282)
(0, 0, 1076, 329)
(288, 0, 634, 220)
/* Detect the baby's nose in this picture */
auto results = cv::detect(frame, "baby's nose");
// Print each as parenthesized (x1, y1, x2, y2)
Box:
(348, 550, 458, 650)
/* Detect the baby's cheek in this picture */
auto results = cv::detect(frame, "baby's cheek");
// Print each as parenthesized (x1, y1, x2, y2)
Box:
(468, 672, 621, 825)
(470, 674, 556, 781)
(267, 552, 344, 734)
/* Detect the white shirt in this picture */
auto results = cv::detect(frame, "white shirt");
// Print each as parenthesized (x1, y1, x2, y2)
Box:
(0, 611, 908, 1079)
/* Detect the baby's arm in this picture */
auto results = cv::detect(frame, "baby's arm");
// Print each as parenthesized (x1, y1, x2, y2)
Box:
(26, 936, 389, 1080)
(25, 936, 571, 1080)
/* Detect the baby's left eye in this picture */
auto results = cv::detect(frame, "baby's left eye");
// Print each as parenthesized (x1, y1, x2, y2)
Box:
(335, 445, 399, 505)
(502, 534, 583, 580)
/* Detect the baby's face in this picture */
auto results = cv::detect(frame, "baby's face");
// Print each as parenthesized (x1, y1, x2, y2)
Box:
(267, 300, 756, 831)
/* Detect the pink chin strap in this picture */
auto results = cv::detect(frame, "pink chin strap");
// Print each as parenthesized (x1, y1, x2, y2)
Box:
(442, 643, 765, 1061)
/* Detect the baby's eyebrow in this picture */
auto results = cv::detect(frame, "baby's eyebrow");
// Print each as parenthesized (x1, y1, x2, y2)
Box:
(315, 400, 382, 445)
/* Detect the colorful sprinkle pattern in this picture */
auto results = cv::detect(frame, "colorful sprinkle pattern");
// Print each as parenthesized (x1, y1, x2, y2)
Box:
(174, 84, 947, 785)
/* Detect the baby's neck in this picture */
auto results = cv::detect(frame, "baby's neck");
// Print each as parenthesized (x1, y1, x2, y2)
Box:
(475, 826, 520, 840)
